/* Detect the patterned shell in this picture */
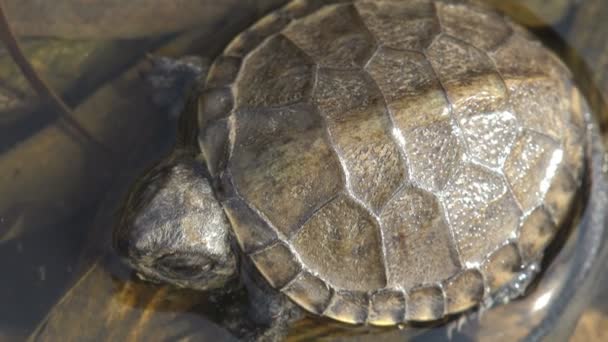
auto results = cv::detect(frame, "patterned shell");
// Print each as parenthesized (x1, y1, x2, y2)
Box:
(198, 0, 587, 325)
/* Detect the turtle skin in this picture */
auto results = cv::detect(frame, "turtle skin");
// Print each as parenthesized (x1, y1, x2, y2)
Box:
(197, 0, 587, 325)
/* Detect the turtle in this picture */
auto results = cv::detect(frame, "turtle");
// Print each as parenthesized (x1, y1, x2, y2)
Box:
(112, 0, 598, 340)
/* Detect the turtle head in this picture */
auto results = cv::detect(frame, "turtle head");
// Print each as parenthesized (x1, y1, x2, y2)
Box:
(113, 153, 237, 291)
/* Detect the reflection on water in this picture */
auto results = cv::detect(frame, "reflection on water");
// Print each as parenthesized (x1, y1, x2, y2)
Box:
(0, 1, 606, 341)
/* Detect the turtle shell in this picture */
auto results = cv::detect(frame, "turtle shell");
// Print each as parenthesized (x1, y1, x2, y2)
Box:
(197, 0, 587, 325)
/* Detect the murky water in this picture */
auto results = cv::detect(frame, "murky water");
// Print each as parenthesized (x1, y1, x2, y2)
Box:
(0, 1, 606, 341)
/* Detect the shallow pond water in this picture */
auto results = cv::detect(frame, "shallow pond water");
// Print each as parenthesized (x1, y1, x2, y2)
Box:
(0, 1, 607, 341)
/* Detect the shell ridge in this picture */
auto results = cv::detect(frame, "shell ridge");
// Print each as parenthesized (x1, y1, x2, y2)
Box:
(361, 42, 413, 210)
(359, 50, 413, 296)
(352, 2, 382, 69)
(436, 194, 464, 270)
(311, 84, 389, 279)
(420, 44, 466, 269)
(426, 6, 474, 169)
(425, 1, 446, 54)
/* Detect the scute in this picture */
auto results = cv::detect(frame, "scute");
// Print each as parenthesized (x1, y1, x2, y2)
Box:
(199, 0, 587, 325)
(236, 34, 314, 108)
(313, 68, 407, 212)
(251, 242, 301, 289)
(435, 1, 512, 51)
(325, 291, 369, 324)
(229, 103, 343, 237)
(459, 110, 520, 168)
(426, 34, 508, 119)
(482, 243, 523, 291)
(283, 271, 333, 314)
(369, 290, 406, 325)
(442, 163, 522, 264)
(365, 47, 449, 130)
(379, 186, 459, 288)
(282, 3, 376, 68)
(290, 194, 386, 291)
(507, 78, 569, 141)
(504, 130, 562, 213)
(405, 120, 463, 192)
(518, 207, 556, 262)
(355, 0, 440, 51)
(444, 270, 484, 313)
(406, 286, 445, 321)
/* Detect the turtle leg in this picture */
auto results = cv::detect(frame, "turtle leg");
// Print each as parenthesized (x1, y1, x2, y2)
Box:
(222, 257, 304, 342)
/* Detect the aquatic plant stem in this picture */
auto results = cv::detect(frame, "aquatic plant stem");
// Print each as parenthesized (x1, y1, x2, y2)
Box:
(0, 0, 113, 156)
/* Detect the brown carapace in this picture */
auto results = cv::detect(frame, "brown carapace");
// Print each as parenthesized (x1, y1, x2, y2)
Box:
(198, 0, 586, 325)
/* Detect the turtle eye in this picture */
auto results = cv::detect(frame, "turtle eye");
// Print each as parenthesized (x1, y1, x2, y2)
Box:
(155, 253, 210, 280)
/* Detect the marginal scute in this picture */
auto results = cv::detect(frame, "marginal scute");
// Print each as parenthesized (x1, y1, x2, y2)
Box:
(291, 195, 386, 291)
(314, 68, 406, 212)
(251, 242, 301, 289)
(249, 11, 292, 37)
(324, 291, 369, 324)
(544, 165, 579, 225)
(283, 271, 332, 315)
(563, 85, 588, 182)
(426, 34, 508, 119)
(236, 34, 314, 108)
(563, 124, 585, 184)
(482, 243, 522, 291)
(279, 0, 328, 19)
(435, 1, 512, 51)
(504, 130, 562, 213)
(355, 0, 440, 51)
(283, 4, 376, 68)
(198, 87, 234, 128)
(368, 289, 406, 326)
(223, 198, 277, 254)
(197, 118, 229, 177)
(224, 12, 291, 57)
(379, 186, 459, 288)
(444, 269, 484, 314)
(230, 103, 342, 237)
(442, 163, 521, 264)
(518, 207, 557, 262)
(567, 84, 587, 129)
(206, 55, 242, 88)
(223, 33, 260, 58)
(406, 286, 444, 321)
